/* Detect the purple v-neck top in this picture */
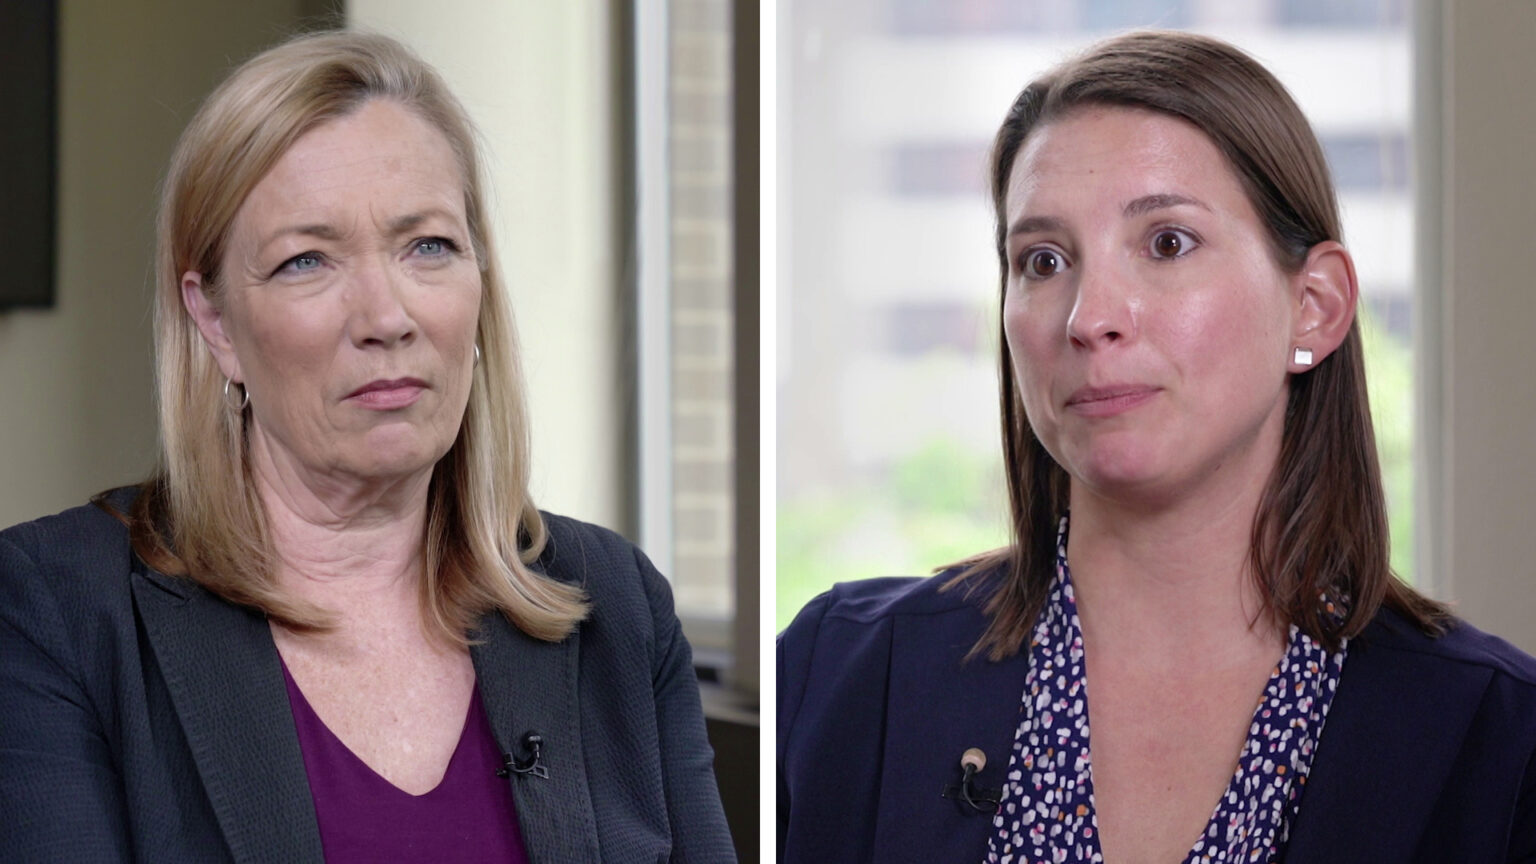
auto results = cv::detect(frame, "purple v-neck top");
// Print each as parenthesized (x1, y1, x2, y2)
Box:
(281, 663, 530, 863)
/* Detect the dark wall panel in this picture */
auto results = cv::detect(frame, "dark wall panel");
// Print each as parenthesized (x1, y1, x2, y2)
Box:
(1, 1, 57, 308)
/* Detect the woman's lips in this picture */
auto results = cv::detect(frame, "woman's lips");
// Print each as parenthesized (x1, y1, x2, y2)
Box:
(1065, 385, 1160, 418)
(346, 378, 427, 410)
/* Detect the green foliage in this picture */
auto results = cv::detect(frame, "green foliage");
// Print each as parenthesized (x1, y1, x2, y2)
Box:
(1359, 311, 1416, 584)
(776, 439, 1008, 631)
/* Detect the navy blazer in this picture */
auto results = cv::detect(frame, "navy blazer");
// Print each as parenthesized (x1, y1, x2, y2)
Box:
(0, 494, 735, 863)
(778, 573, 1536, 863)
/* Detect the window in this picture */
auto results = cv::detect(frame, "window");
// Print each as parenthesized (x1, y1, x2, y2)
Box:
(637, 0, 758, 693)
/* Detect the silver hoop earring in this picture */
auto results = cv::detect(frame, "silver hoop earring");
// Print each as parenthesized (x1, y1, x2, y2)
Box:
(223, 376, 250, 411)
(1293, 346, 1314, 367)
(473, 344, 481, 367)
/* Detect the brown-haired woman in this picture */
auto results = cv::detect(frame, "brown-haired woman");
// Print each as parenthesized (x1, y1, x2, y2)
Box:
(779, 31, 1536, 864)
(0, 31, 733, 862)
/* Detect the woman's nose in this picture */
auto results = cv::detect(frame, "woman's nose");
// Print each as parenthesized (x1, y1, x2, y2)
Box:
(1066, 265, 1134, 349)
(347, 257, 418, 348)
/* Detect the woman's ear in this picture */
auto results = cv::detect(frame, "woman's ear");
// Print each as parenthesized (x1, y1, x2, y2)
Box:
(1290, 241, 1358, 372)
(180, 272, 243, 382)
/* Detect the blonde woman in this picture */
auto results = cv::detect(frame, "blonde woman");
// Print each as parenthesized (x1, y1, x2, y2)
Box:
(1, 32, 732, 863)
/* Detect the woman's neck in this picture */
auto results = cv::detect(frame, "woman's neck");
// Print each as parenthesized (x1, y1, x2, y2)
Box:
(247, 430, 432, 615)
(1065, 470, 1287, 670)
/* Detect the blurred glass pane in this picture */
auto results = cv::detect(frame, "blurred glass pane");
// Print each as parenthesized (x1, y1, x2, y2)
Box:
(669, 0, 735, 622)
(1277, 0, 1408, 28)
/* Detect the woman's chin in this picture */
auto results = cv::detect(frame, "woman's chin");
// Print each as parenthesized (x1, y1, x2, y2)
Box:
(342, 433, 452, 483)
(1066, 449, 1176, 503)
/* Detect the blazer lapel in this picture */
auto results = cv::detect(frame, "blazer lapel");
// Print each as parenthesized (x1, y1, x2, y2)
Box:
(1282, 628, 1492, 861)
(871, 608, 1032, 864)
(471, 611, 600, 864)
(131, 566, 322, 863)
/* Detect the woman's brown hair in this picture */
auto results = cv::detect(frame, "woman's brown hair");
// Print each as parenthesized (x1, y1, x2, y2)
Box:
(947, 30, 1448, 661)
(103, 31, 587, 645)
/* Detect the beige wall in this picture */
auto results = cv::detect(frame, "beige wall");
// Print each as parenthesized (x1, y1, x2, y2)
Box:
(0, 0, 321, 529)
(1428, 1, 1536, 652)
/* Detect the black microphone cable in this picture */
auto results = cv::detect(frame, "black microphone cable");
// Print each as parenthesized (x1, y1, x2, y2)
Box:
(959, 748, 1000, 812)
(497, 731, 549, 779)
(942, 747, 1002, 813)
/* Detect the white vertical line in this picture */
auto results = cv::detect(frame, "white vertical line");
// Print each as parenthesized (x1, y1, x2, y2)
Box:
(758, 1, 780, 861)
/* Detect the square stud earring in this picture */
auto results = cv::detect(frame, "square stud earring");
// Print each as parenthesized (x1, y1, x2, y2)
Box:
(1293, 346, 1314, 367)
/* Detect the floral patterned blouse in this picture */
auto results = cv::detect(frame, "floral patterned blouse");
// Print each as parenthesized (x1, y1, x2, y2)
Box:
(985, 518, 1348, 864)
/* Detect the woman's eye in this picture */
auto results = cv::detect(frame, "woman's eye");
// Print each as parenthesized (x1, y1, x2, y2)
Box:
(280, 253, 322, 273)
(1023, 248, 1067, 279)
(1149, 229, 1197, 260)
(414, 237, 456, 257)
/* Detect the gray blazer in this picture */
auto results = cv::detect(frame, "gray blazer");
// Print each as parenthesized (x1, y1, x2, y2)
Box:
(0, 492, 735, 863)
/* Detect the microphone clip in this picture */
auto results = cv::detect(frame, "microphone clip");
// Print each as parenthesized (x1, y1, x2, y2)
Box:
(497, 731, 549, 780)
(940, 747, 1001, 814)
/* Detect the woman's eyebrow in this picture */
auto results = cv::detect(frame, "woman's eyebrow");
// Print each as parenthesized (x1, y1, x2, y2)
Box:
(1007, 214, 1066, 239)
(1007, 193, 1213, 239)
(258, 223, 345, 254)
(1123, 192, 1212, 218)
(385, 208, 459, 235)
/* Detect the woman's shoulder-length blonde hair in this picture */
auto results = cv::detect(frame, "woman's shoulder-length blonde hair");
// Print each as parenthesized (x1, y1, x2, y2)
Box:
(947, 30, 1448, 661)
(110, 30, 587, 644)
